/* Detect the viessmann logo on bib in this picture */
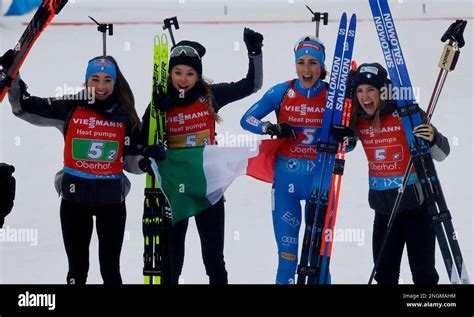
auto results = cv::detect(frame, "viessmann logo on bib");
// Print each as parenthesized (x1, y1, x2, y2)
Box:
(167, 111, 211, 125)
(359, 125, 401, 138)
(72, 117, 124, 129)
(284, 104, 324, 116)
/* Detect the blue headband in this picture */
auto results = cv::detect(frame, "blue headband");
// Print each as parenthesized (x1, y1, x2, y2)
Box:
(85, 58, 117, 82)
(295, 41, 326, 68)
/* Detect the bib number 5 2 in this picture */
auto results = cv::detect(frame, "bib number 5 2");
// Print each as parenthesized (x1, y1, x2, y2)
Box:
(87, 141, 117, 161)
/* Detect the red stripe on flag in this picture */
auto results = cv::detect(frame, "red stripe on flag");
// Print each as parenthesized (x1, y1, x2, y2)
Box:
(246, 139, 285, 183)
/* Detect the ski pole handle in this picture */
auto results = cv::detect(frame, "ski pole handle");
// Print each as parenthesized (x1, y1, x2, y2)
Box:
(441, 19, 467, 48)
(438, 41, 459, 72)
(438, 20, 466, 71)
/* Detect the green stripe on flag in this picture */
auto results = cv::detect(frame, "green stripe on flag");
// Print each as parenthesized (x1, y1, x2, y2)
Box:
(154, 144, 262, 225)
(157, 146, 212, 224)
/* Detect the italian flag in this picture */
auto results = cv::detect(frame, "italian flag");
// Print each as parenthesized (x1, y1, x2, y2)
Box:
(151, 140, 284, 224)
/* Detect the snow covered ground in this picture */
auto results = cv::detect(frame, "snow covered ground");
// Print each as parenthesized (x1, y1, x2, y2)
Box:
(0, 0, 472, 285)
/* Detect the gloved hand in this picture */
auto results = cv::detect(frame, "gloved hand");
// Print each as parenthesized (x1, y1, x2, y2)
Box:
(243, 28, 264, 56)
(0, 49, 15, 69)
(152, 85, 172, 113)
(413, 123, 435, 145)
(265, 122, 297, 140)
(0, 163, 16, 229)
(0, 49, 16, 87)
(139, 144, 166, 174)
(330, 125, 357, 149)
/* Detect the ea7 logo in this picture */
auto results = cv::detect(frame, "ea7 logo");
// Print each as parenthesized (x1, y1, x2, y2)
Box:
(282, 212, 300, 228)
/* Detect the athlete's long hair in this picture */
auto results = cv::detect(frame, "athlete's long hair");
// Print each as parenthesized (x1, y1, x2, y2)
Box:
(201, 78, 222, 123)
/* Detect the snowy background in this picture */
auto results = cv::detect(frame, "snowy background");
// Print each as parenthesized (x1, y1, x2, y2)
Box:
(0, 0, 472, 284)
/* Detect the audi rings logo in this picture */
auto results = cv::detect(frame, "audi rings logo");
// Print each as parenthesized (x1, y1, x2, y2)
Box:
(282, 236, 297, 244)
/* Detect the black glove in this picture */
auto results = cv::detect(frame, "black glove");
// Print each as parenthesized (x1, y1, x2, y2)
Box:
(243, 28, 264, 56)
(0, 163, 16, 229)
(152, 85, 172, 113)
(139, 144, 166, 174)
(0, 49, 16, 87)
(266, 122, 297, 140)
(143, 144, 166, 161)
(0, 49, 15, 69)
(330, 125, 357, 149)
